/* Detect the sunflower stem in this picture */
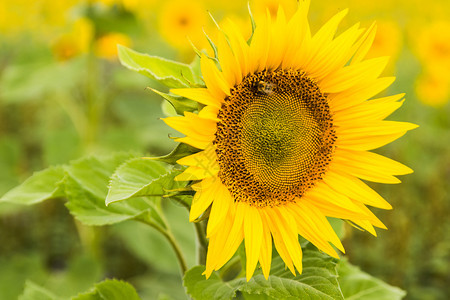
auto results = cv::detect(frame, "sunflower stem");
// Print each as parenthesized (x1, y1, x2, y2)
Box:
(194, 220, 208, 265)
(160, 229, 188, 276)
(219, 255, 242, 281)
(167, 196, 191, 210)
(136, 214, 188, 276)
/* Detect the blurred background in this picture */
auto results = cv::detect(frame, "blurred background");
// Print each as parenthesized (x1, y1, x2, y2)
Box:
(0, 0, 448, 299)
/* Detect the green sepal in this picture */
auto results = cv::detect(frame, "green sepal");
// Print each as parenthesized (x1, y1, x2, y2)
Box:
(247, 2, 257, 45)
(146, 143, 200, 165)
(117, 45, 202, 88)
(201, 29, 221, 70)
(148, 88, 198, 115)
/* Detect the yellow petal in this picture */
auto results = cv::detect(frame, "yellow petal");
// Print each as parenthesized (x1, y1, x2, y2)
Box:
(350, 200, 387, 229)
(302, 9, 349, 70)
(304, 181, 365, 213)
(200, 54, 231, 97)
(282, 1, 310, 69)
(330, 151, 402, 184)
(350, 219, 377, 236)
(288, 203, 339, 258)
(323, 171, 392, 209)
(335, 131, 408, 151)
(222, 18, 250, 77)
(299, 200, 345, 253)
(351, 22, 377, 64)
(258, 219, 273, 280)
(198, 105, 220, 121)
(189, 177, 221, 221)
(261, 209, 295, 275)
(214, 202, 245, 270)
(244, 205, 264, 281)
(329, 77, 396, 112)
(266, 6, 288, 70)
(175, 165, 216, 181)
(337, 149, 413, 175)
(207, 182, 233, 237)
(217, 32, 241, 87)
(163, 112, 217, 139)
(177, 146, 218, 168)
(203, 207, 234, 277)
(174, 136, 214, 150)
(320, 56, 390, 93)
(303, 196, 374, 221)
(249, 10, 271, 73)
(274, 206, 303, 274)
(333, 94, 405, 125)
(171, 88, 222, 108)
(306, 23, 363, 80)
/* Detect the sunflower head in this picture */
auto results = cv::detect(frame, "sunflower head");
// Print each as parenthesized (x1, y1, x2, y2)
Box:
(164, 0, 417, 281)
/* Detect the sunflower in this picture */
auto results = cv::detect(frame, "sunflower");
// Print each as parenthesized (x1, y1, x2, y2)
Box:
(164, 0, 417, 281)
(158, 0, 208, 50)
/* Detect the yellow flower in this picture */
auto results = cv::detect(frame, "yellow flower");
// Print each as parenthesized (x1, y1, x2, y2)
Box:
(95, 32, 132, 60)
(415, 65, 450, 106)
(0, 0, 77, 38)
(414, 20, 450, 68)
(158, 0, 208, 50)
(52, 18, 93, 61)
(251, 0, 298, 19)
(366, 21, 402, 72)
(165, 0, 417, 280)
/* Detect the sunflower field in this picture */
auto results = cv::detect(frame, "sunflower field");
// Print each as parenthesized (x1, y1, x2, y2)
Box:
(0, 0, 449, 299)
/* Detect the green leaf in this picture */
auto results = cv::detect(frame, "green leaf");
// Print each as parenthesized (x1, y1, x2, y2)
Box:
(63, 154, 165, 227)
(118, 45, 202, 88)
(64, 171, 164, 227)
(65, 154, 135, 200)
(18, 281, 60, 300)
(184, 266, 242, 300)
(0, 58, 86, 104)
(0, 166, 65, 205)
(73, 279, 141, 300)
(337, 259, 406, 300)
(149, 88, 198, 115)
(106, 157, 183, 205)
(184, 245, 343, 300)
(189, 55, 202, 80)
(147, 143, 199, 165)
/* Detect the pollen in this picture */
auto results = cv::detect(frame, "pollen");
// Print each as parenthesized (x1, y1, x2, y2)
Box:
(214, 69, 336, 207)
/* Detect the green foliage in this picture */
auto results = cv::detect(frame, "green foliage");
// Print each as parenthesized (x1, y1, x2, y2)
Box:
(118, 45, 203, 88)
(338, 259, 406, 300)
(106, 157, 182, 205)
(0, 153, 182, 228)
(0, 166, 65, 205)
(0, 58, 86, 104)
(73, 279, 141, 300)
(149, 87, 199, 115)
(19, 279, 141, 300)
(184, 246, 343, 300)
(19, 281, 60, 300)
(148, 142, 199, 165)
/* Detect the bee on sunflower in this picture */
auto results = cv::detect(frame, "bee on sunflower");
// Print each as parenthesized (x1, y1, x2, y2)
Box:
(162, 0, 417, 281)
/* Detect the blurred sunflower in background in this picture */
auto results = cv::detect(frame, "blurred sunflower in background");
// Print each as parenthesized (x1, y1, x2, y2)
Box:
(164, 0, 417, 280)
(158, 0, 209, 52)
(413, 20, 450, 106)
